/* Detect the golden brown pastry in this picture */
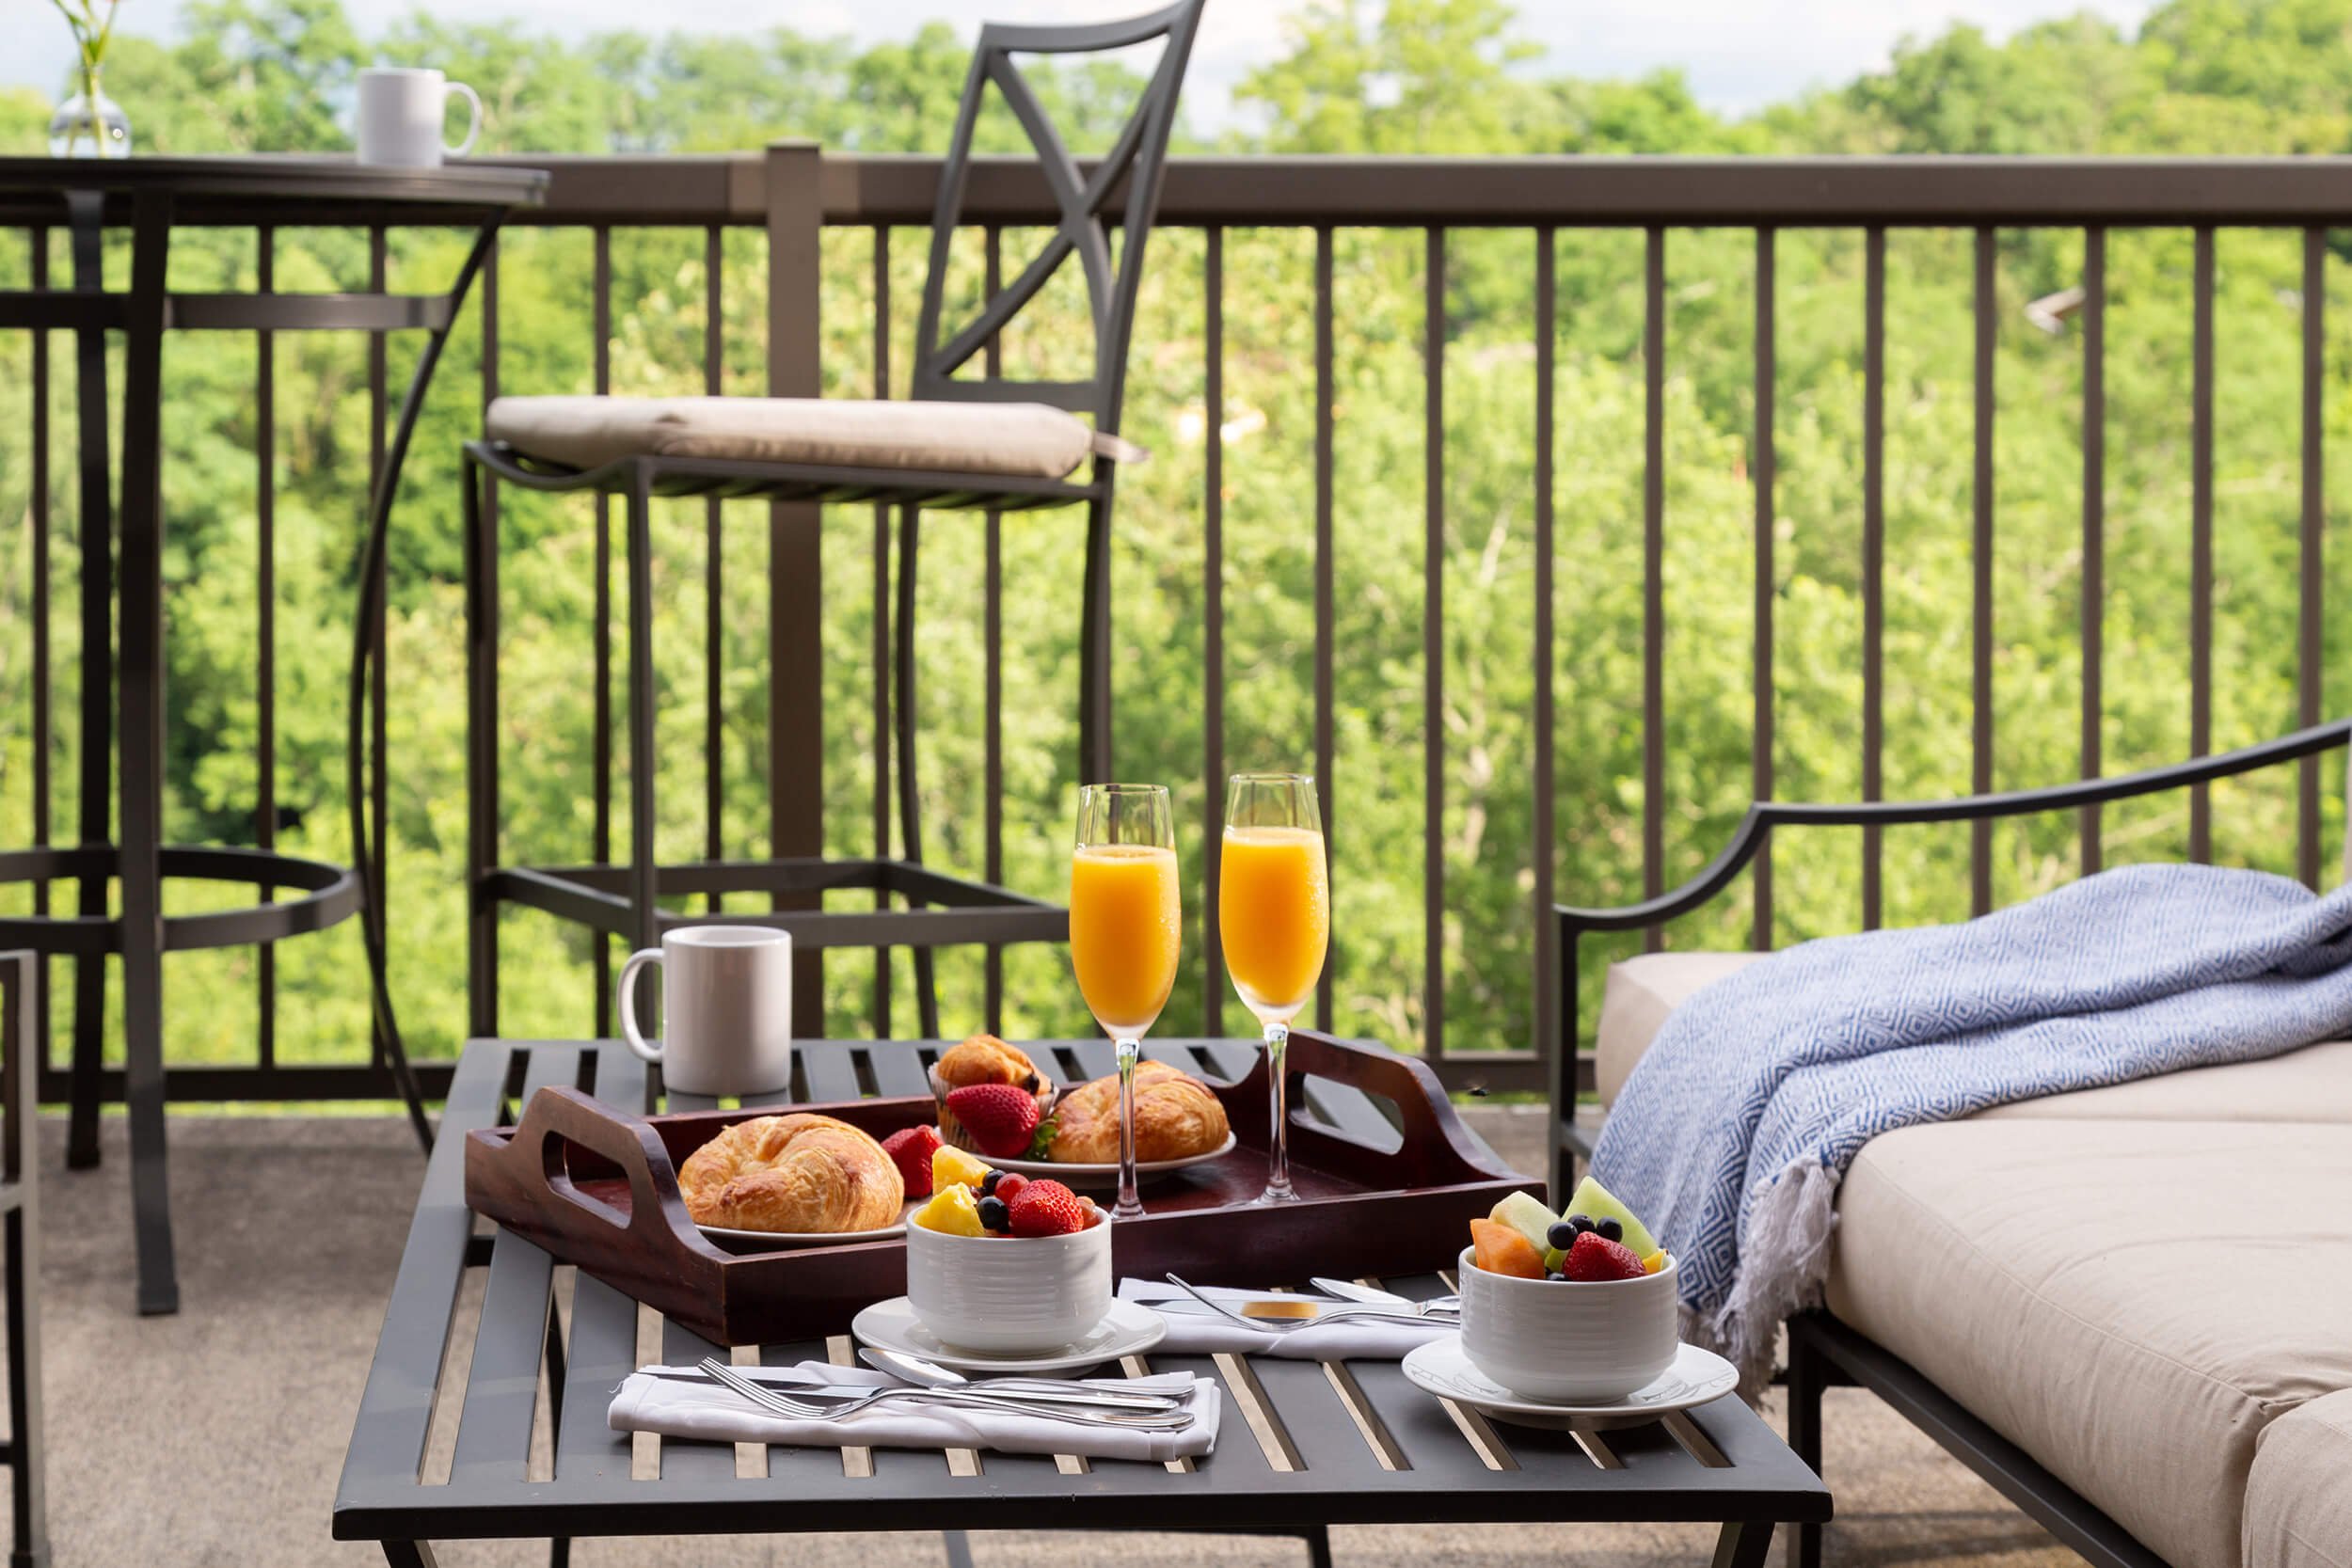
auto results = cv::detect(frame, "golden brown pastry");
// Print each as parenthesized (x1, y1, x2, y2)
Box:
(678, 1113, 903, 1233)
(931, 1035, 1054, 1150)
(1048, 1061, 1230, 1164)
(933, 1034, 1045, 1093)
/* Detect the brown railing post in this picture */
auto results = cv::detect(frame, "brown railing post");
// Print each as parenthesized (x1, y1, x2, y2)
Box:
(766, 139, 826, 1037)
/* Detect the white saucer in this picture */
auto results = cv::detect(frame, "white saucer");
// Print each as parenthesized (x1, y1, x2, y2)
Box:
(851, 1295, 1168, 1376)
(697, 1218, 907, 1246)
(1400, 1335, 1739, 1430)
(981, 1132, 1238, 1186)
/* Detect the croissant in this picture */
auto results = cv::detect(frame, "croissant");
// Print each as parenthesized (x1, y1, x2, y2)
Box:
(678, 1113, 903, 1233)
(1048, 1061, 1230, 1164)
(931, 1034, 1055, 1151)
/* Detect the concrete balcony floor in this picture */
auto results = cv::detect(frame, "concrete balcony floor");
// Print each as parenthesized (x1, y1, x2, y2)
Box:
(20, 1107, 2071, 1566)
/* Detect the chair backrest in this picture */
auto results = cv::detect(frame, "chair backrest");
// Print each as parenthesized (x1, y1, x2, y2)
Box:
(910, 0, 1206, 441)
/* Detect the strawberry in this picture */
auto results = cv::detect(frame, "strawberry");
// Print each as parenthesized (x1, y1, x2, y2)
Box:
(946, 1083, 1041, 1159)
(880, 1125, 943, 1197)
(992, 1172, 1029, 1206)
(1006, 1178, 1089, 1237)
(1562, 1229, 1649, 1282)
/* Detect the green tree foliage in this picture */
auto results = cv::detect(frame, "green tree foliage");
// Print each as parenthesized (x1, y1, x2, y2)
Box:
(1, 0, 2348, 1084)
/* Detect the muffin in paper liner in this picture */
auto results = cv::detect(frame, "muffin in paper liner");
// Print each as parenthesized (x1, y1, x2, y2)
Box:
(929, 1060, 1060, 1155)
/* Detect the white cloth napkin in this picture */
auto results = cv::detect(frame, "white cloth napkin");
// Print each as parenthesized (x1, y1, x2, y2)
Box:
(1121, 1280, 1454, 1360)
(607, 1361, 1218, 1463)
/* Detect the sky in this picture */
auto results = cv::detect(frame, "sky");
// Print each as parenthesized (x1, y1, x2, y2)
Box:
(13, 0, 2161, 129)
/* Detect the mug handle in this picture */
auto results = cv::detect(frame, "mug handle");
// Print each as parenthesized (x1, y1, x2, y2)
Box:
(443, 80, 483, 158)
(617, 948, 664, 1064)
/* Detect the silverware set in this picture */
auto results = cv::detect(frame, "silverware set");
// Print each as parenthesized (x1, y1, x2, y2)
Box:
(1162, 1274, 1461, 1331)
(682, 1357, 1197, 1431)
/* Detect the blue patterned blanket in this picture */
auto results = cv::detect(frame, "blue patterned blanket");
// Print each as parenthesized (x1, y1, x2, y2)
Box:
(1593, 862, 2352, 1390)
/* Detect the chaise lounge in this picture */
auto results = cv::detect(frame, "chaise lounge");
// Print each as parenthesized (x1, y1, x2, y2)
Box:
(1570, 741, 2352, 1568)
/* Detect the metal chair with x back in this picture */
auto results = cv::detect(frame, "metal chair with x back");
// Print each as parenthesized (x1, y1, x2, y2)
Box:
(459, 0, 1207, 1044)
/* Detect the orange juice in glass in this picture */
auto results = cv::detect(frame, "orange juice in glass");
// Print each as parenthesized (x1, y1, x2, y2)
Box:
(1069, 784, 1177, 1218)
(1219, 774, 1328, 1204)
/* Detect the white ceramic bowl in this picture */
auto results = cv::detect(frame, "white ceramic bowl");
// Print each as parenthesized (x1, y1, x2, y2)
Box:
(904, 1208, 1112, 1354)
(1456, 1244, 1679, 1402)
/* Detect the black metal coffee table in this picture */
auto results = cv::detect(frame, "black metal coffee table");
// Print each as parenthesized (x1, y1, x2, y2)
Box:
(333, 1037, 1829, 1566)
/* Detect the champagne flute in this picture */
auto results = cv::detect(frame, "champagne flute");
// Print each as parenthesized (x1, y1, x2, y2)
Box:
(1067, 783, 1180, 1220)
(1217, 773, 1329, 1205)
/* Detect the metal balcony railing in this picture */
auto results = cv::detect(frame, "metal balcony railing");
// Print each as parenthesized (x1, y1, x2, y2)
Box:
(4, 151, 2349, 1107)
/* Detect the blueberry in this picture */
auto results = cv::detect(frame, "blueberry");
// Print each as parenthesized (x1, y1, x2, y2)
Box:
(1568, 1214, 1597, 1236)
(1596, 1217, 1623, 1243)
(977, 1196, 1009, 1231)
(979, 1170, 1003, 1196)
(1546, 1220, 1579, 1252)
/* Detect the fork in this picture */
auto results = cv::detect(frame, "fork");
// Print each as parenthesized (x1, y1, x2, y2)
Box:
(1160, 1275, 1459, 1332)
(693, 1358, 1195, 1431)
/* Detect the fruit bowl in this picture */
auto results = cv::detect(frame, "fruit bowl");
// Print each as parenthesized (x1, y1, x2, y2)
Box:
(904, 1207, 1113, 1354)
(1456, 1243, 1680, 1403)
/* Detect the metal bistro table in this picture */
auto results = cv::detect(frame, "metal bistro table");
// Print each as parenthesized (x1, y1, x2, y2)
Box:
(0, 157, 547, 1315)
(334, 1037, 1830, 1566)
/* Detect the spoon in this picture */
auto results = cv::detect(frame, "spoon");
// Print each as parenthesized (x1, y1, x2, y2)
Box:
(856, 1347, 1183, 1411)
(1309, 1277, 1460, 1315)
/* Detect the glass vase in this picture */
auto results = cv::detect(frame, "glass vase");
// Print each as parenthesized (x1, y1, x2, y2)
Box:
(48, 68, 132, 159)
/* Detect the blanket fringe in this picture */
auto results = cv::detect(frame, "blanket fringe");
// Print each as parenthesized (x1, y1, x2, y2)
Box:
(1687, 1158, 1841, 1401)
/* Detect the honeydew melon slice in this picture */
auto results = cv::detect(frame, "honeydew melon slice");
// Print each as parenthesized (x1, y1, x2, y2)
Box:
(1487, 1190, 1559, 1256)
(1562, 1176, 1659, 1259)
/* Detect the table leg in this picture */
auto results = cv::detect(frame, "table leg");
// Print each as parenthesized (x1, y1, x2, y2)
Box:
(117, 189, 177, 1318)
(63, 190, 110, 1177)
(380, 1544, 437, 1568)
(941, 1531, 974, 1568)
(1786, 1327, 1825, 1568)
(1709, 1520, 1775, 1568)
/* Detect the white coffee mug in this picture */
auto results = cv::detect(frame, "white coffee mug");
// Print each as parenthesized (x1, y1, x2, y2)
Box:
(617, 927, 794, 1097)
(357, 67, 482, 168)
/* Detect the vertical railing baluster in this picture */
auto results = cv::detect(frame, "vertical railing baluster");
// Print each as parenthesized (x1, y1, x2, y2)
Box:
(593, 226, 614, 1037)
(1533, 228, 1558, 1076)
(29, 228, 51, 1064)
(1423, 229, 1446, 1061)
(368, 226, 389, 1066)
(2189, 226, 2216, 863)
(1202, 227, 1226, 1037)
(870, 227, 893, 1036)
(705, 224, 724, 913)
(1643, 227, 1665, 950)
(1862, 228, 1885, 930)
(1751, 228, 1775, 950)
(2080, 228, 2106, 875)
(256, 226, 277, 1070)
(1971, 227, 1995, 916)
(1314, 225, 1336, 1029)
(983, 226, 1004, 1037)
(477, 239, 501, 1037)
(2299, 228, 2327, 891)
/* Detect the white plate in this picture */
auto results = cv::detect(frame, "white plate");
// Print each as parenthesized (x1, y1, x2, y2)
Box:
(697, 1200, 916, 1247)
(697, 1218, 908, 1246)
(851, 1295, 1167, 1376)
(1400, 1335, 1739, 1430)
(978, 1132, 1238, 1185)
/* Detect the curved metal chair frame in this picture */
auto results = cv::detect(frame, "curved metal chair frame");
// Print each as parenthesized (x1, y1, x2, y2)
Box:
(1548, 716, 2352, 1568)
(464, 0, 1205, 1039)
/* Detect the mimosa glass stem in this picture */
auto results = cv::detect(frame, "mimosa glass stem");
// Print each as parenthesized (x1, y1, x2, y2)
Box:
(1114, 1037, 1143, 1218)
(1260, 1020, 1295, 1202)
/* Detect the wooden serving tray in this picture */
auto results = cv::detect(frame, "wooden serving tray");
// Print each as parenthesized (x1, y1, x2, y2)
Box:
(462, 1031, 1534, 1346)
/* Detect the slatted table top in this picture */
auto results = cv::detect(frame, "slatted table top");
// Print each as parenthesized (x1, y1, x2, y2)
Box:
(333, 1037, 1828, 1555)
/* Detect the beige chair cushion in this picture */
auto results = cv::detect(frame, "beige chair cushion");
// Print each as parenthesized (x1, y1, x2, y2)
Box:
(1825, 1117, 2352, 1568)
(485, 395, 1117, 480)
(2246, 1387, 2352, 1568)
(1975, 1038, 2352, 1124)
(1594, 951, 1764, 1106)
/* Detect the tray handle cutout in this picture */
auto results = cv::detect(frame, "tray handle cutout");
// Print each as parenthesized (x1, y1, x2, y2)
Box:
(514, 1085, 722, 1259)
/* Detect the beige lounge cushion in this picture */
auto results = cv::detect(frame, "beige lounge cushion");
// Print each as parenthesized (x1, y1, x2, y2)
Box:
(1975, 1038, 2352, 1124)
(485, 395, 1127, 479)
(1594, 951, 1764, 1106)
(2246, 1388, 2352, 1568)
(1825, 1117, 2352, 1568)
